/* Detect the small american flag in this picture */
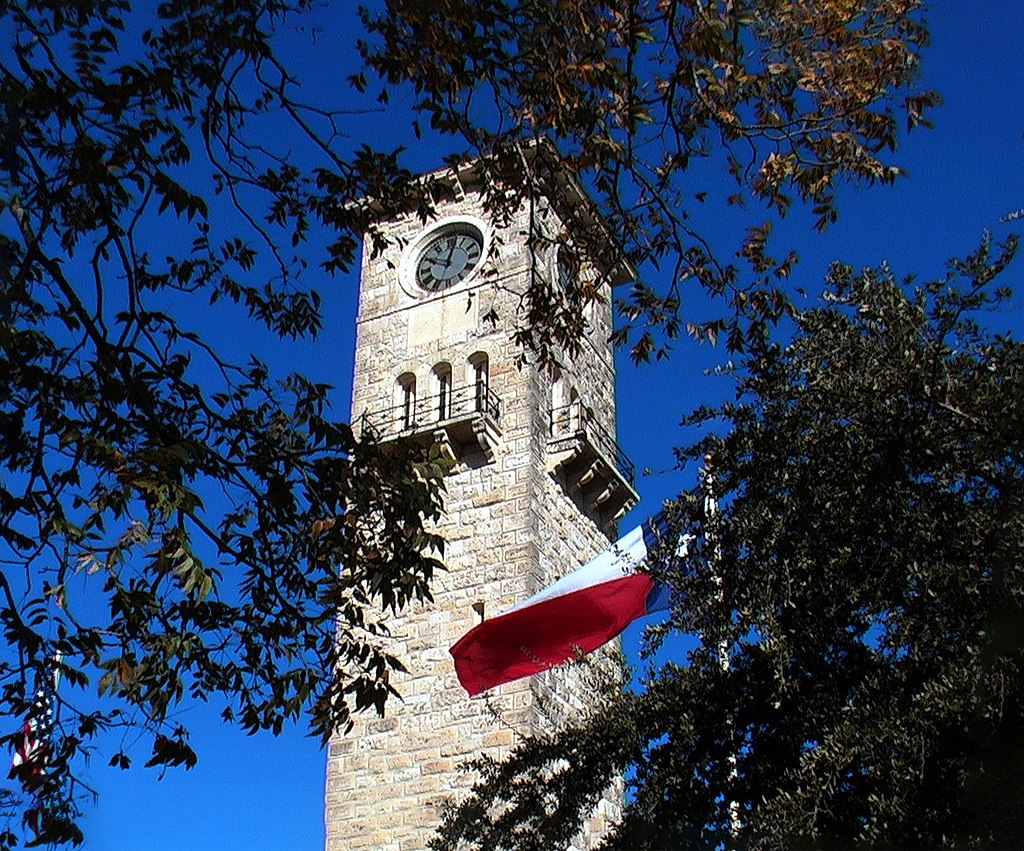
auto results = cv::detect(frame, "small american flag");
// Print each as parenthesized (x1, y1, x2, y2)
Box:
(8, 698, 50, 780)
(9, 650, 60, 782)
(8, 652, 61, 840)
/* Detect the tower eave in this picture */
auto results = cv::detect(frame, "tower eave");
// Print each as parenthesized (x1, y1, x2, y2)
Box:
(351, 138, 638, 287)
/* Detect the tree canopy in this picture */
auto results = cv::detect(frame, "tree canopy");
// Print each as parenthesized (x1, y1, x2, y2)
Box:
(432, 237, 1024, 850)
(0, 0, 943, 845)
(1, 2, 452, 844)
(361, 0, 937, 359)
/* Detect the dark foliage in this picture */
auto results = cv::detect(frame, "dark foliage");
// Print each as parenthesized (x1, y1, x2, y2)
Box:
(360, 0, 937, 360)
(0, 0, 947, 844)
(433, 237, 1024, 849)
(0, 2, 448, 844)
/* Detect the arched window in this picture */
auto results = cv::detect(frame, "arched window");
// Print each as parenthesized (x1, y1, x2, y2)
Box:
(551, 367, 567, 409)
(583, 291, 599, 334)
(433, 362, 452, 421)
(556, 245, 578, 294)
(566, 387, 581, 432)
(396, 372, 416, 430)
(468, 352, 489, 413)
(550, 367, 568, 435)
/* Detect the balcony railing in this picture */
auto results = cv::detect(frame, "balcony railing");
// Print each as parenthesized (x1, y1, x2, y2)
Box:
(360, 382, 502, 464)
(547, 399, 638, 530)
(550, 401, 635, 483)
(363, 382, 500, 438)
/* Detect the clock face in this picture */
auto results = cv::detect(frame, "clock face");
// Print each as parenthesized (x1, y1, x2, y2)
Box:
(416, 228, 483, 291)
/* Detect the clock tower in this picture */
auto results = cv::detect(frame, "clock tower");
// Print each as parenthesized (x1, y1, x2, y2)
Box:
(324, 152, 638, 850)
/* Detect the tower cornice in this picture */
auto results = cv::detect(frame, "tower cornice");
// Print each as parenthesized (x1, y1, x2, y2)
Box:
(354, 137, 638, 288)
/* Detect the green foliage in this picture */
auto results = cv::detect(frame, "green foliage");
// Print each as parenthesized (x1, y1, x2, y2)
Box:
(0, 0, 949, 844)
(433, 238, 1024, 849)
(0, 1, 448, 845)
(360, 0, 937, 361)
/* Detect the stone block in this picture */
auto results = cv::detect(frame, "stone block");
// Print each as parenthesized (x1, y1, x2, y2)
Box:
(328, 176, 624, 851)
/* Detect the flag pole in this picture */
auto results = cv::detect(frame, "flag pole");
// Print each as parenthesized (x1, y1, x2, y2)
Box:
(702, 455, 741, 840)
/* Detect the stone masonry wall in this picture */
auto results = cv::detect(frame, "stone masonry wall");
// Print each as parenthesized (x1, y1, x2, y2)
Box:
(325, 179, 625, 850)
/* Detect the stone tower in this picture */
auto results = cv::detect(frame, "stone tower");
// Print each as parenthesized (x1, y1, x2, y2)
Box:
(324, 153, 638, 850)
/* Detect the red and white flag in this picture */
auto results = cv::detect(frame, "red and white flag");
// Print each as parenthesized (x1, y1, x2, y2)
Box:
(9, 654, 60, 781)
(450, 518, 671, 696)
(9, 718, 43, 778)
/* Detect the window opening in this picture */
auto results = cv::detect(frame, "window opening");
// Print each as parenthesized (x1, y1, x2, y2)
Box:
(396, 373, 417, 430)
(433, 363, 452, 421)
(469, 353, 489, 413)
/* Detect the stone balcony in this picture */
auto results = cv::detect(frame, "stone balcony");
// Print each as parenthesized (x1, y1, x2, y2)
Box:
(361, 382, 502, 464)
(547, 400, 639, 531)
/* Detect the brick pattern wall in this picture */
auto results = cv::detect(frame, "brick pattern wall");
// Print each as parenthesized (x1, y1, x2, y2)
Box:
(325, 183, 624, 850)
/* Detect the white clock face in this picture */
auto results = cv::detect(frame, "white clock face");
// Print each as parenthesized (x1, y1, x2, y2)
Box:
(416, 228, 483, 291)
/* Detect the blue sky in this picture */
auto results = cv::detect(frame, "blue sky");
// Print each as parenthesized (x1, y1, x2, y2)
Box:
(65, 4, 1024, 849)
